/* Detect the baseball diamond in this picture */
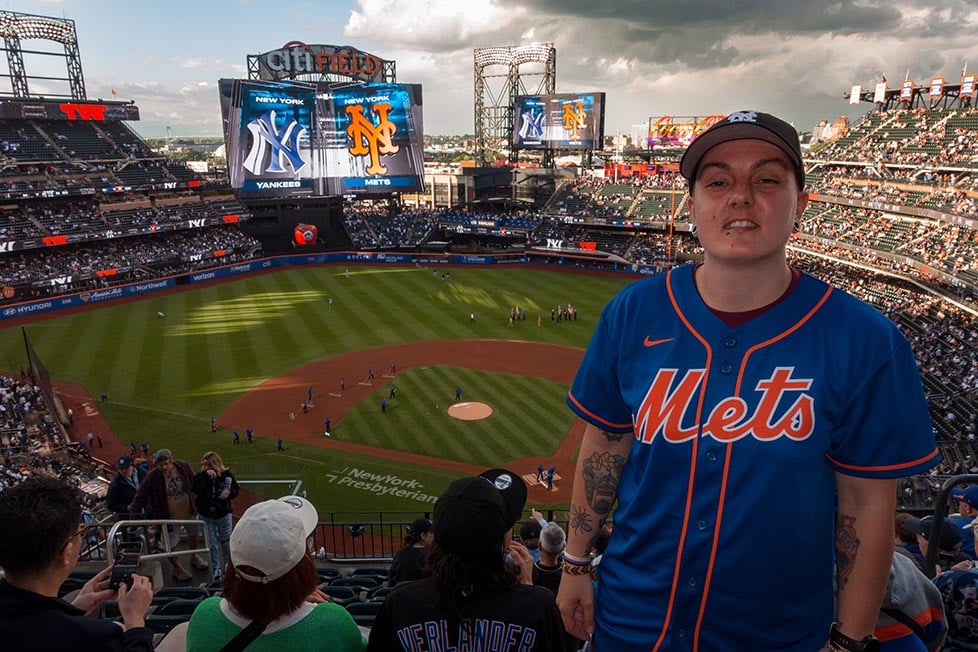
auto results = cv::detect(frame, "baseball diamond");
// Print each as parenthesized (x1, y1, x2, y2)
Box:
(1, 265, 626, 513)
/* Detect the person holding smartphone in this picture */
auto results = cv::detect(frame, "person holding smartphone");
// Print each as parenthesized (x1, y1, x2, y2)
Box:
(0, 477, 154, 651)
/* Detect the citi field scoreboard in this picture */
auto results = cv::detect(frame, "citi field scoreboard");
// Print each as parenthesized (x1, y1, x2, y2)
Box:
(219, 78, 425, 198)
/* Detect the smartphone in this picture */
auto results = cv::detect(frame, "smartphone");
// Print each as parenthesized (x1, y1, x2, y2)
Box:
(109, 541, 141, 590)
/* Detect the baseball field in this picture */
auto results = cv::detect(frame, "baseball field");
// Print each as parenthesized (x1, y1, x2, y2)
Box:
(0, 264, 635, 516)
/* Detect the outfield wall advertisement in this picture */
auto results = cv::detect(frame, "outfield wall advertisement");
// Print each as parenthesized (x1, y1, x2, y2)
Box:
(0, 253, 662, 321)
(220, 78, 425, 198)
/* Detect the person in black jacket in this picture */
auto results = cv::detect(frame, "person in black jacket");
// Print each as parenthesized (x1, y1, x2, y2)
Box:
(368, 469, 564, 652)
(192, 451, 239, 581)
(389, 517, 433, 586)
(0, 477, 154, 651)
(105, 456, 142, 521)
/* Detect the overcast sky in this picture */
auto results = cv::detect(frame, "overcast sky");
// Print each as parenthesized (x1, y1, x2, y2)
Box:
(8, 0, 978, 139)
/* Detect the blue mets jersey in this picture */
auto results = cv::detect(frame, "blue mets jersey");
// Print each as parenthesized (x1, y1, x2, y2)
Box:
(567, 264, 939, 651)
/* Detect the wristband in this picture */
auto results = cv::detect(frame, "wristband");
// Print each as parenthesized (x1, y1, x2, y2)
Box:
(561, 551, 592, 565)
(561, 560, 594, 576)
(827, 623, 880, 652)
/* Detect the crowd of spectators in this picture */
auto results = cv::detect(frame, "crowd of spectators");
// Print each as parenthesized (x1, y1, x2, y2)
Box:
(0, 195, 245, 242)
(788, 254, 977, 506)
(0, 374, 105, 521)
(0, 226, 262, 302)
(543, 174, 687, 222)
(342, 205, 439, 249)
(812, 107, 978, 167)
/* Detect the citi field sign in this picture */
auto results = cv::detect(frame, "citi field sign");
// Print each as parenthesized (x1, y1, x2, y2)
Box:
(255, 42, 387, 82)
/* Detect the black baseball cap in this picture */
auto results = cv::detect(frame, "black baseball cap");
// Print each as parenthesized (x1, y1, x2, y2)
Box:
(433, 468, 527, 558)
(116, 456, 133, 469)
(905, 516, 964, 552)
(680, 110, 805, 190)
(407, 517, 432, 536)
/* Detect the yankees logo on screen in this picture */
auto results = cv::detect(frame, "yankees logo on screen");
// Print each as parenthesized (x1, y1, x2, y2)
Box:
(519, 108, 544, 140)
(346, 103, 399, 176)
(243, 110, 307, 176)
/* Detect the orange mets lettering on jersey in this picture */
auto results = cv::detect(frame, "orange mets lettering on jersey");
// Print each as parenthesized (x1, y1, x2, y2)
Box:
(634, 367, 815, 444)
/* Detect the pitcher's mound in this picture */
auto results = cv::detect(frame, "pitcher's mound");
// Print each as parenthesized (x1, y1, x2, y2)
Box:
(448, 402, 493, 420)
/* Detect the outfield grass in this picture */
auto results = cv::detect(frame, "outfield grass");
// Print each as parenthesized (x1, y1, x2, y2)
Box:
(0, 266, 633, 511)
(340, 367, 576, 466)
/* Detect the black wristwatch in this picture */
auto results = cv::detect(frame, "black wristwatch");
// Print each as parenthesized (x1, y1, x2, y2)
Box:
(828, 623, 881, 652)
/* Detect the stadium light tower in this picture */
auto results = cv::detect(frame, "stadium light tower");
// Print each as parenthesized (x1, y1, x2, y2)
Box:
(0, 11, 86, 100)
(474, 43, 556, 166)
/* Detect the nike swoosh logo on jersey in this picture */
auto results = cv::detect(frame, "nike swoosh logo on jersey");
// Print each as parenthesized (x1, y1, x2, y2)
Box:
(644, 336, 674, 347)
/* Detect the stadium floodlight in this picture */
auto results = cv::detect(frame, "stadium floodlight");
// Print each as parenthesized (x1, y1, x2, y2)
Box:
(0, 12, 78, 45)
(474, 43, 556, 166)
(0, 11, 86, 100)
(474, 43, 555, 68)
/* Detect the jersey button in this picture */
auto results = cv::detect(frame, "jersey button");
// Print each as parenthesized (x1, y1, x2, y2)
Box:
(677, 629, 687, 638)
(720, 362, 733, 374)
(698, 519, 708, 530)
(706, 450, 717, 462)
(724, 337, 737, 348)
(687, 577, 697, 587)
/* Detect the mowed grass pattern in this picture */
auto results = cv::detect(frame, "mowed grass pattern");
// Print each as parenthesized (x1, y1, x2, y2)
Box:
(0, 266, 633, 511)
(338, 367, 575, 466)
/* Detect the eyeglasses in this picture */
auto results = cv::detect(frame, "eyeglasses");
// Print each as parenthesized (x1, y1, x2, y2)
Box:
(61, 523, 88, 551)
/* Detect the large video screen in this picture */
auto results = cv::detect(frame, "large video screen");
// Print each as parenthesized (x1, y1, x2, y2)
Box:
(220, 79, 424, 197)
(512, 93, 605, 150)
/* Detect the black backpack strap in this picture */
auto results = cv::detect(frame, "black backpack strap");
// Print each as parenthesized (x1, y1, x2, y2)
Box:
(880, 607, 926, 641)
(219, 619, 268, 652)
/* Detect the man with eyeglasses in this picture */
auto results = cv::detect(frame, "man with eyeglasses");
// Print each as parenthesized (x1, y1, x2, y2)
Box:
(0, 477, 154, 650)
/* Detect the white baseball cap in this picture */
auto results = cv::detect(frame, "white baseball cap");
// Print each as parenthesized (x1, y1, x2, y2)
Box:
(230, 498, 316, 583)
(276, 495, 319, 536)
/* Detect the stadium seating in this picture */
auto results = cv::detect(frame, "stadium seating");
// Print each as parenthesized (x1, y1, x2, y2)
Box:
(344, 600, 383, 627)
(1, 90, 978, 522)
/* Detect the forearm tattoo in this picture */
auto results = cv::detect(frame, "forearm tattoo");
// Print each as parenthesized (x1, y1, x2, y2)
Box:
(600, 429, 624, 442)
(583, 450, 625, 517)
(570, 504, 593, 537)
(835, 513, 859, 590)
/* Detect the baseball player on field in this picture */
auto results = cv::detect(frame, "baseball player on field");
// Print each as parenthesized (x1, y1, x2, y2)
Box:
(558, 111, 939, 652)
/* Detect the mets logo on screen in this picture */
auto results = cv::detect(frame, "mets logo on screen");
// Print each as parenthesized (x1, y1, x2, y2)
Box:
(562, 102, 587, 139)
(346, 103, 399, 176)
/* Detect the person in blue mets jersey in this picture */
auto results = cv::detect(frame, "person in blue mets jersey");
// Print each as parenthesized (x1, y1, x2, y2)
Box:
(558, 111, 939, 652)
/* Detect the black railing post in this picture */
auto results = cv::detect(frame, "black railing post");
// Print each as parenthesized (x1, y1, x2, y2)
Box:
(923, 473, 978, 578)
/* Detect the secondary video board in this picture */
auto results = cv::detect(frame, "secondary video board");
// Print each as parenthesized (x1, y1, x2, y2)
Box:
(512, 92, 605, 150)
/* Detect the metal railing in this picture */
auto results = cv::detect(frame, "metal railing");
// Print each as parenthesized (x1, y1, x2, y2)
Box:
(78, 509, 573, 566)
(921, 473, 978, 578)
(106, 519, 213, 581)
(311, 509, 568, 562)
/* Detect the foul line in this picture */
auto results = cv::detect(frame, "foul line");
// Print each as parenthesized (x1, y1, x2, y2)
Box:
(63, 394, 206, 422)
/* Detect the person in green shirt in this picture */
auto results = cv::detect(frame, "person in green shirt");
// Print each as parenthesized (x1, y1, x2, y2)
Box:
(186, 496, 364, 651)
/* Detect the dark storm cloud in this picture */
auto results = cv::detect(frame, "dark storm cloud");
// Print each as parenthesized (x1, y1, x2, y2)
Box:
(548, 22, 741, 71)
(499, 0, 902, 35)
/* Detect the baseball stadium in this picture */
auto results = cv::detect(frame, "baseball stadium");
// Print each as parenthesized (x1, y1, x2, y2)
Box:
(0, 7, 976, 648)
